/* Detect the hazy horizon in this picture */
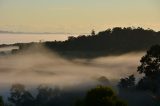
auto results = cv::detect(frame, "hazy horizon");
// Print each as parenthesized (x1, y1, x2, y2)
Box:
(0, 33, 77, 44)
(0, 0, 160, 34)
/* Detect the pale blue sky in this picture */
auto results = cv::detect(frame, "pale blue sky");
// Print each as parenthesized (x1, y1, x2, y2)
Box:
(0, 0, 160, 33)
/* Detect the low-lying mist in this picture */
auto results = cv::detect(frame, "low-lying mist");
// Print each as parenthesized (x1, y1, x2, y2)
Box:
(0, 46, 145, 93)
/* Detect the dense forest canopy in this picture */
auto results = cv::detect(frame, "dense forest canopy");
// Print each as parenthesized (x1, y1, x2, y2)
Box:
(44, 27, 160, 52)
(10, 27, 160, 58)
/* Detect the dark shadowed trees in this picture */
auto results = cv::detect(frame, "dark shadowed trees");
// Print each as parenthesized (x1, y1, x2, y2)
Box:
(118, 75, 135, 89)
(117, 45, 160, 106)
(43, 27, 160, 58)
(7, 84, 62, 106)
(137, 45, 160, 78)
(36, 85, 60, 106)
(91, 30, 96, 36)
(137, 45, 160, 93)
(12, 27, 160, 58)
(8, 84, 34, 106)
(75, 86, 127, 106)
(0, 96, 4, 106)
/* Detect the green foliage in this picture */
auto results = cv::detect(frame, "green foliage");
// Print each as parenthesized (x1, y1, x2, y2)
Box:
(75, 86, 127, 106)
(85, 86, 115, 106)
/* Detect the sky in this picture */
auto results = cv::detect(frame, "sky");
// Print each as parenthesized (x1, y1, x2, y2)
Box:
(0, 0, 160, 34)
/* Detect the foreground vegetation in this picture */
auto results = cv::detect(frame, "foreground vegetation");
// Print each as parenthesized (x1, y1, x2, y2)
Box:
(1, 44, 160, 106)
(75, 86, 127, 106)
(118, 45, 160, 106)
(0, 85, 127, 106)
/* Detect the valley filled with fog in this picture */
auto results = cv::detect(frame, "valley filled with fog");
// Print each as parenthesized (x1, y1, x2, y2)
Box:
(0, 46, 145, 97)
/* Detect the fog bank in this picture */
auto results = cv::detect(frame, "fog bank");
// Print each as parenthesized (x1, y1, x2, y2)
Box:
(0, 46, 145, 90)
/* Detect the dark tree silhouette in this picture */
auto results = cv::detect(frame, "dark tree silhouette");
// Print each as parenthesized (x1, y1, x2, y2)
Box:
(36, 85, 60, 106)
(118, 75, 135, 89)
(0, 84, 129, 106)
(138, 45, 160, 78)
(8, 84, 34, 106)
(91, 30, 96, 36)
(12, 27, 160, 58)
(0, 96, 4, 106)
(137, 45, 160, 93)
(75, 86, 127, 106)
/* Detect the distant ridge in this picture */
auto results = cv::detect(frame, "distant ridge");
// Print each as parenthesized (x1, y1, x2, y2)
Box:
(11, 27, 160, 58)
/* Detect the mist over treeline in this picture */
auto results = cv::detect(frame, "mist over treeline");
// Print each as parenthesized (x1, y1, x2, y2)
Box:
(1, 27, 160, 106)
(0, 45, 159, 106)
(6, 27, 159, 58)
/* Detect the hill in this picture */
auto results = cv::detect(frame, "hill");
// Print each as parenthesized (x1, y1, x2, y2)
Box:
(10, 27, 160, 58)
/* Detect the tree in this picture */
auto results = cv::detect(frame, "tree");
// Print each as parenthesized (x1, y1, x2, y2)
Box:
(118, 75, 135, 89)
(137, 45, 160, 93)
(0, 96, 4, 106)
(137, 45, 160, 78)
(75, 86, 127, 106)
(91, 30, 95, 36)
(36, 85, 60, 106)
(8, 84, 34, 106)
(68, 36, 76, 41)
